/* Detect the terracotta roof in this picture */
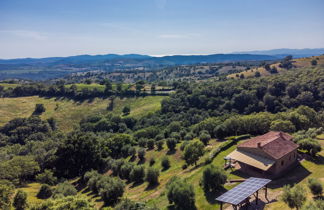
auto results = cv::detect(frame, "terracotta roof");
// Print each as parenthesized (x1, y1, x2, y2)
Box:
(237, 131, 298, 160)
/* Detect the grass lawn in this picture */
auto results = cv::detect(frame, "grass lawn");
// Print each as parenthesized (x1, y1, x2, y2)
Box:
(0, 96, 165, 132)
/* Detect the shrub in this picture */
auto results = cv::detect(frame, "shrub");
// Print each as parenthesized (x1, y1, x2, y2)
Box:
(13, 190, 28, 210)
(130, 166, 145, 183)
(308, 178, 323, 197)
(53, 181, 77, 198)
(311, 59, 317, 66)
(35, 170, 57, 186)
(166, 177, 195, 209)
(37, 184, 53, 199)
(99, 177, 125, 206)
(147, 139, 155, 150)
(115, 198, 154, 210)
(201, 165, 227, 193)
(184, 132, 194, 141)
(146, 167, 160, 186)
(156, 140, 164, 150)
(34, 104, 46, 115)
(122, 106, 131, 115)
(161, 156, 170, 170)
(166, 138, 177, 151)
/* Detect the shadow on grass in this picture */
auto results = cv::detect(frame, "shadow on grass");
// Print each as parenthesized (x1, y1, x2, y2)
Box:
(305, 154, 324, 165)
(166, 149, 176, 155)
(204, 187, 227, 204)
(269, 163, 311, 189)
(145, 183, 159, 191)
(229, 170, 250, 179)
(167, 204, 197, 210)
(130, 180, 144, 188)
(137, 158, 146, 165)
(129, 155, 136, 162)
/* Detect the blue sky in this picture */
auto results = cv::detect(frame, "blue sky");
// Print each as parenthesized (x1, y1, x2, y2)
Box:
(0, 0, 324, 58)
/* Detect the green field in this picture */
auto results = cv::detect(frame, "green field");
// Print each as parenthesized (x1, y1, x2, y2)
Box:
(0, 95, 165, 132)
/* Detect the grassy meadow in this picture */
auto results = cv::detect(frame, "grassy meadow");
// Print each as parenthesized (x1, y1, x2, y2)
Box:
(0, 95, 165, 132)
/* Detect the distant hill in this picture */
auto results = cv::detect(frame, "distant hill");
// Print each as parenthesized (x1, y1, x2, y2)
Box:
(235, 48, 324, 58)
(0, 53, 278, 80)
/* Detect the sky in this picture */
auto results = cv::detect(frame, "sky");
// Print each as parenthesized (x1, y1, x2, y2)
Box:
(0, 0, 324, 58)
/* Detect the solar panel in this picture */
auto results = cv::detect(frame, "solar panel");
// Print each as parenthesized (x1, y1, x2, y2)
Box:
(216, 177, 271, 205)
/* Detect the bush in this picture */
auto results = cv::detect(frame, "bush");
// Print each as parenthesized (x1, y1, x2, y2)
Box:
(156, 140, 164, 150)
(30, 195, 94, 210)
(308, 178, 323, 197)
(122, 106, 131, 115)
(184, 132, 194, 141)
(35, 170, 57, 186)
(201, 165, 227, 193)
(37, 184, 53, 199)
(147, 139, 155, 150)
(166, 138, 177, 151)
(138, 148, 146, 161)
(53, 181, 77, 198)
(13, 190, 28, 210)
(161, 156, 170, 170)
(130, 166, 145, 183)
(166, 177, 195, 209)
(100, 177, 125, 206)
(146, 167, 160, 186)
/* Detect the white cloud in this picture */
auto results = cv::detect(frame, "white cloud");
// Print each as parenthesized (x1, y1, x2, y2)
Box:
(0, 30, 48, 41)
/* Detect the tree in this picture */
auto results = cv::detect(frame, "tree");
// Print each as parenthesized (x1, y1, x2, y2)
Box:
(302, 199, 324, 210)
(166, 138, 177, 151)
(138, 148, 146, 162)
(33, 104, 46, 115)
(201, 165, 227, 193)
(240, 74, 245, 79)
(147, 139, 155, 150)
(311, 59, 317, 66)
(308, 178, 323, 197)
(0, 183, 14, 210)
(13, 190, 28, 210)
(37, 184, 53, 199)
(122, 106, 131, 115)
(199, 130, 211, 145)
(167, 177, 195, 210)
(183, 140, 205, 166)
(146, 167, 159, 186)
(31, 195, 94, 210)
(270, 120, 296, 133)
(130, 166, 145, 183)
(100, 177, 125, 206)
(255, 71, 261, 77)
(53, 181, 77, 198)
(54, 132, 102, 178)
(161, 156, 170, 170)
(156, 140, 164, 150)
(298, 138, 321, 157)
(281, 185, 306, 210)
(35, 170, 57, 186)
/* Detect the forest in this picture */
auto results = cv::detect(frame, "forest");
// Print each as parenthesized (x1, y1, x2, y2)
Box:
(0, 55, 323, 210)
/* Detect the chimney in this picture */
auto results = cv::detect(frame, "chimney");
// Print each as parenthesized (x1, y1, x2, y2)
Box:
(257, 142, 262, 148)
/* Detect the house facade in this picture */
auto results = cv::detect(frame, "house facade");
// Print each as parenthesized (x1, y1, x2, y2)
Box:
(226, 131, 299, 178)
